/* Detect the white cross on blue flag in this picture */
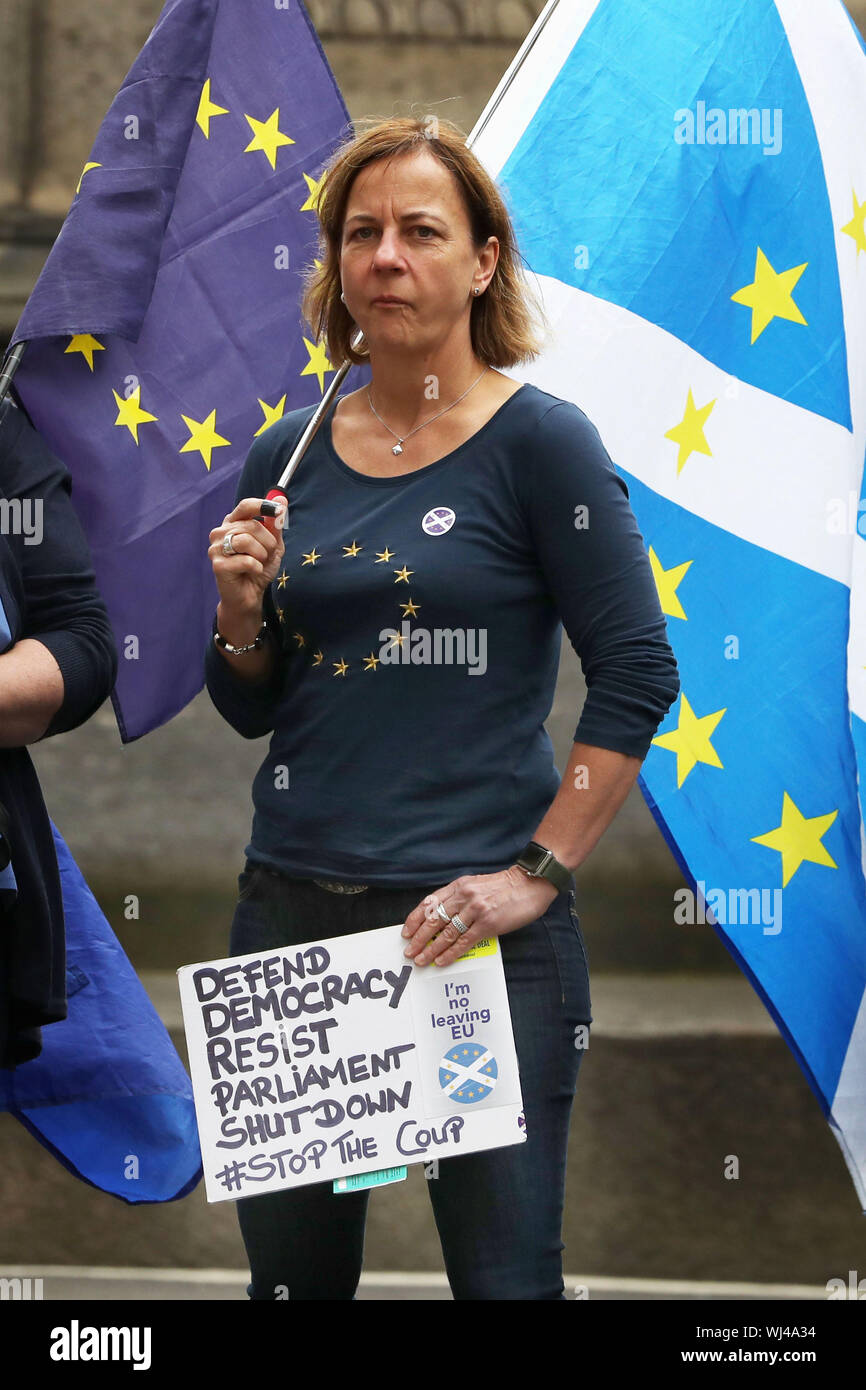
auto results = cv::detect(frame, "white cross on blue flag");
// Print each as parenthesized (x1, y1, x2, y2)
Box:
(471, 0, 866, 1206)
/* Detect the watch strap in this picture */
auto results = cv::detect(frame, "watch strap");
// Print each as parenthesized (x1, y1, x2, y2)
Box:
(515, 840, 573, 893)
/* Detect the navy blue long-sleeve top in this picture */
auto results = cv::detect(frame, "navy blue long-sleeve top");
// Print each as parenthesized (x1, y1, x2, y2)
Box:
(205, 382, 680, 887)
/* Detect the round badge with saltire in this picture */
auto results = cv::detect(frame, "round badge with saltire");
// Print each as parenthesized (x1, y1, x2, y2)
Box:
(422, 506, 455, 535)
(438, 1042, 498, 1103)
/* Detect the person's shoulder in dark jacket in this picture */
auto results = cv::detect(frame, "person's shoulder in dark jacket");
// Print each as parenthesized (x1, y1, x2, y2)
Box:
(0, 392, 118, 737)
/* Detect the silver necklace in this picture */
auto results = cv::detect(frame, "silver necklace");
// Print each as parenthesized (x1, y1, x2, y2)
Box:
(367, 365, 490, 455)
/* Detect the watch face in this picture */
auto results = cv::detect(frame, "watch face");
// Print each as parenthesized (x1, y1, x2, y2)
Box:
(520, 843, 547, 874)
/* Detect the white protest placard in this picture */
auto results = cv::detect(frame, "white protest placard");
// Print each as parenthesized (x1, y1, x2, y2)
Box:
(177, 924, 525, 1201)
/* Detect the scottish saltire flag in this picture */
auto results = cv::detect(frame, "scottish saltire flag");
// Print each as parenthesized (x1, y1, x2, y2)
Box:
(471, 0, 866, 1207)
(8, 0, 361, 740)
(439, 1044, 499, 1103)
(0, 823, 201, 1202)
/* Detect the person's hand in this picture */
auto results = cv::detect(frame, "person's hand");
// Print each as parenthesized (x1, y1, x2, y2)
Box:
(208, 498, 286, 618)
(401, 865, 558, 968)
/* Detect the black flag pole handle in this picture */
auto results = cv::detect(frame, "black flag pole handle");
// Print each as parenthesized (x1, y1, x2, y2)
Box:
(0, 340, 27, 411)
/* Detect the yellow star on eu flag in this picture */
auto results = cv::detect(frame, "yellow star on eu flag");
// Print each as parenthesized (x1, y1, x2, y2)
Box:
(731, 247, 808, 344)
(179, 409, 231, 471)
(64, 335, 105, 371)
(196, 78, 229, 138)
(75, 163, 101, 195)
(243, 109, 295, 170)
(300, 338, 334, 392)
(840, 190, 866, 256)
(648, 547, 692, 621)
(665, 389, 715, 475)
(751, 792, 837, 888)
(255, 396, 287, 435)
(112, 385, 158, 444)
(651, 692, 725, 788)
(300, 171, 327, 212)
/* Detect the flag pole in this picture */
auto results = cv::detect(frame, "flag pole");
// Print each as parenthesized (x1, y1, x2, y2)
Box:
(0, 340, 27, 411)
(265, 325, 365, 509)
(466, 0, 561, 150)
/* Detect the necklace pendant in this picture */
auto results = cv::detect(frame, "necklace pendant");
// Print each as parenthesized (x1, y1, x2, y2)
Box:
(392, 442, 404, 456)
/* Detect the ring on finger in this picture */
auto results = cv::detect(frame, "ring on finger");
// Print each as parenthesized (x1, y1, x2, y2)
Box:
(436, 902, 452, 924)
(222, 532, 239, 557)
(450, 914, 469, 936)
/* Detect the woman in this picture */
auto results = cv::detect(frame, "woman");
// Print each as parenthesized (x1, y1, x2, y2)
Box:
(205, 116, 680, 1300)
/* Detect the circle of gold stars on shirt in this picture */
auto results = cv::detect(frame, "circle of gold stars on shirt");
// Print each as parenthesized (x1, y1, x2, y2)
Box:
(272, 542, 423, 676)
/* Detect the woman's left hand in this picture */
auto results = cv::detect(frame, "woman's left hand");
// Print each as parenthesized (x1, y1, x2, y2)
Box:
(401, 865, 559, 968)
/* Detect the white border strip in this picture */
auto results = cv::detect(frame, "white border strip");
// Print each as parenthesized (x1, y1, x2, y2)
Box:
(0, 1266, 833, 1299)
(775, 3, 866, 1175)
(511, 275, 858, 583)
(774, 0, 866, 455)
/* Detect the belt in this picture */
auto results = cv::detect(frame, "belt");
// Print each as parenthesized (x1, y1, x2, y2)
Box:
(312, 878, 369, 894)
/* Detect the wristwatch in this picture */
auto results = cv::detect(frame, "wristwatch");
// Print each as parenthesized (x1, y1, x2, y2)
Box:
(515, 840, 573, 893)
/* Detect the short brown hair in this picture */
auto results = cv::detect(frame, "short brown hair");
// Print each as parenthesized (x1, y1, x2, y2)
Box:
(300, 114, 546, 368)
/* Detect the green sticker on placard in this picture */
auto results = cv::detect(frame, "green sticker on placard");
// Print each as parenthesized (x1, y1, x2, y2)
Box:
(333, 1166, 408, 1193)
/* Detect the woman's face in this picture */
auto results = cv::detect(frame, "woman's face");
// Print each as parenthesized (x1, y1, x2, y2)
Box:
(339, 146, 496, 358)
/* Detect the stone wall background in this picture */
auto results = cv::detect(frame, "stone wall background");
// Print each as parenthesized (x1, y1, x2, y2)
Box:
(3, 0, 862, 278)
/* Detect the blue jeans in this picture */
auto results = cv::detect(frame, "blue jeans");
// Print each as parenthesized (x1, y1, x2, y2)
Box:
(228, 861, 592, 1300)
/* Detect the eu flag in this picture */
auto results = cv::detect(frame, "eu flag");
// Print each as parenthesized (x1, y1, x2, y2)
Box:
(470, 0, 866, 1206)
(9, 0, 363, 739)
(0, 823, 202, 1203)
